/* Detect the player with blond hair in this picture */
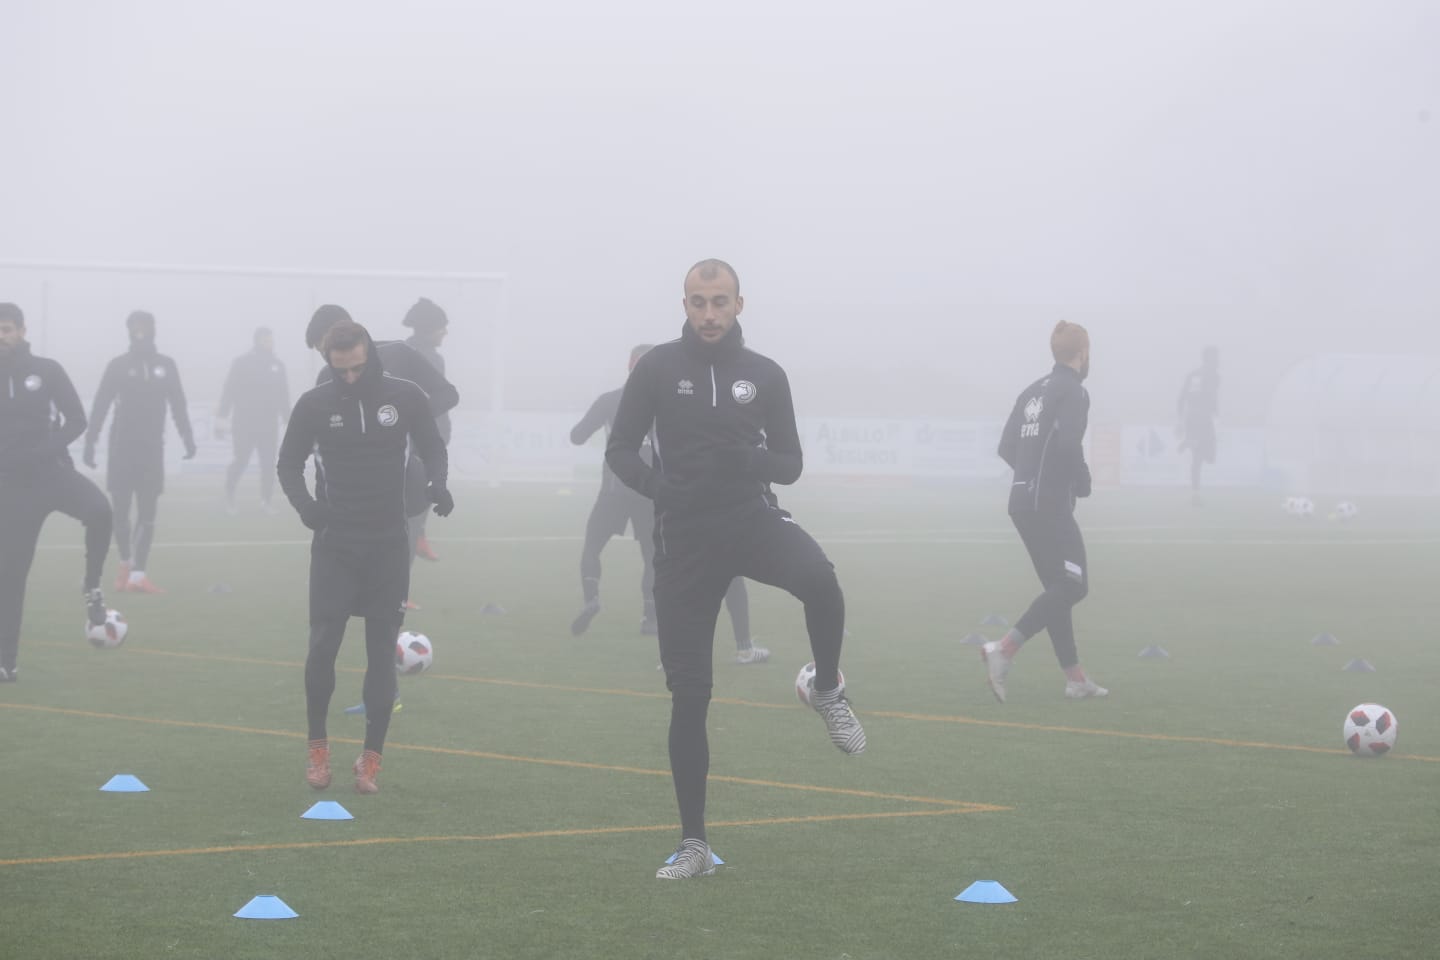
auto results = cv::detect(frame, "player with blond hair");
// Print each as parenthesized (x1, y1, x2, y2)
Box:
(982, 321, 1107, 702)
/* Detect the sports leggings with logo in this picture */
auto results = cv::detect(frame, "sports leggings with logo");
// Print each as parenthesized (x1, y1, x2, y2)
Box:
(1011, 510, 1089, 669)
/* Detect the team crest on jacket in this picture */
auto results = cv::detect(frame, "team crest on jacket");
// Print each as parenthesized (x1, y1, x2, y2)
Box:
(731, 380, 756, 404)
(376, 404, 399, 426)
(23, 374, 42, 392)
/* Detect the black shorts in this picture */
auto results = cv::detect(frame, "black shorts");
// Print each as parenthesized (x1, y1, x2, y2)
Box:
(308, 533, 410, 623)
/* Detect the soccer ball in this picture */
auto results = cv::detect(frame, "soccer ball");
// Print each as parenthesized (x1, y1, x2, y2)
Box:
(86, 609, 128, 649)
(395, 631, 434, 675)
(1282, 496, 1314, 517)
(1343, 703, 1397, 757)
(1331, 500, 1359, 521)
(795, 661, 846, 706)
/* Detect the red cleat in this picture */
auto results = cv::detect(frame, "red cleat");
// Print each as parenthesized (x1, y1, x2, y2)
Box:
(128, 576, 166, 595)
(403, 599, 421, 611)
(414, 536, 439, 562)
(113, 563, 131, 593)
(353, 750, 382, 794)
(306, 742, 331, 790)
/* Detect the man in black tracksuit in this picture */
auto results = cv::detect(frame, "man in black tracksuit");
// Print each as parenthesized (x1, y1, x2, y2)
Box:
(571, 344, 764, 666)
(606, 259, 865, 881)
(1177, 346, 1220, 504)
(307, 305, 459, 610)
(217, 326, 289, 513)
(401, 298, 451, 565)
(0, 303, 112, 680)
(83, 310, 196, 595)
(982, 321, 1107, 703)
(278, 309, 452, 795)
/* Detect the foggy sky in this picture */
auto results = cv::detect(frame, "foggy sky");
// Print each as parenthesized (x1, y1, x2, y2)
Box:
(3, 0, 1437, 424)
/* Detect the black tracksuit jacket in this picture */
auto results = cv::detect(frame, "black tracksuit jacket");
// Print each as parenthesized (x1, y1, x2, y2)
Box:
(218, 347, 290, 432)
(572, 387, 654, 499)
(279, 334, 448, 543)
(998, 363, 1091, 519)
(605, 321, 801, 535)
(85, 343, 195, 459)
(0, 343, 86, 481)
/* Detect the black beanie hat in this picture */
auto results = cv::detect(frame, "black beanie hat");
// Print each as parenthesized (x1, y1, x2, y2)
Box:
(126, 310, 155, 333)
(402, 297, 448, 333)
(306, 304, 353, 348)
(0, 302, 23, 326)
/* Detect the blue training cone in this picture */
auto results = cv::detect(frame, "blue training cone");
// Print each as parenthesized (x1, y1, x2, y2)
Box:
(955, 880, 1018, 904)
(234, 895, 298, 920)
(301, 801, 354, 821)
(99, 774, 149, 792)
(664, 849, 725, 866)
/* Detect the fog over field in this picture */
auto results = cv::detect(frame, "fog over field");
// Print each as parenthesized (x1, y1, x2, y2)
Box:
(3, 0, 1437, 435)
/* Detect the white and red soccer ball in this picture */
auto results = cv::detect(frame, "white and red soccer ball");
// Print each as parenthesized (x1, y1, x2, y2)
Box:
(794, 661, 845, 706)
(395, 631, 434, 675)
(1343, 703, 1397, 757)
(86, 609, 128, 649)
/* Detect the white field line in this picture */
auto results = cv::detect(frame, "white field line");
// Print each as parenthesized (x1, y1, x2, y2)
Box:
(35, 532, 1440, 550)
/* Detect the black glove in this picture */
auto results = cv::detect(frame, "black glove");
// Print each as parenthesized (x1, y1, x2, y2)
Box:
(1075, 463, 1093, 499)
(82, 443, 97, 470)
(428, 484, 454, 518)
(298, 499, 331, 531)
(183, 440, 197, 460)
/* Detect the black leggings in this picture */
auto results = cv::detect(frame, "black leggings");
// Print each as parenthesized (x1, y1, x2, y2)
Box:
(305, 616, 401, 754)
(111, 485, 159, 570)
(0, 468, 112, 670)
(1012, 511, 1089, 669)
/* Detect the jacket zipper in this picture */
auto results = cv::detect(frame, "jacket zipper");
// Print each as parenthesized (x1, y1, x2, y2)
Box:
(709, 365, 717, 408)
(358, 399, 367, 434)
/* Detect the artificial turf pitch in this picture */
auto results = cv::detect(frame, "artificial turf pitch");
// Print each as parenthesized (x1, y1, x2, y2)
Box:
(3, 479, 1438, 959)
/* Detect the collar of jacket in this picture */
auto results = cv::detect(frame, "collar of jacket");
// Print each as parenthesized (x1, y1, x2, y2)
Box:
(0, 340, 32, 370)
(1051, 362, 1081, 382)
(679, 319, 745, 362)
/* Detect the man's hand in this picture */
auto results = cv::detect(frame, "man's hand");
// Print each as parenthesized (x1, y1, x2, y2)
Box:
(1075, 463, 1093, 499)
(183, 440, 197, 460)
(428, 484, 454, 518)
(298, 499, 331, 531)
(82, 443, 97, 470)
(651, 474, 699, 512)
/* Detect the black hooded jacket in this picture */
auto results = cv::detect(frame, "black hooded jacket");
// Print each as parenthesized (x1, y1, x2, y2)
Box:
(998, 363, 1091, 518)
(85, 341, 194, 456)
(218, 347, 290, 430)
(278, 332, 448, 543)
(605, 321, 802, 530)
(316, 339, 457, 422)
(0, 342, 87, 480)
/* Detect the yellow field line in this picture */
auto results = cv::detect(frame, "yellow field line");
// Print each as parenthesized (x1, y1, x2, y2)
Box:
(0, 703, 997, 807)
(0, 807, 985, 869)
(32, 642, 1440, 762)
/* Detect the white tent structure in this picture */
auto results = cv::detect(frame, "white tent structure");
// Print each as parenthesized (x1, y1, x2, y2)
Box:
(1265, 354, 1440, 496)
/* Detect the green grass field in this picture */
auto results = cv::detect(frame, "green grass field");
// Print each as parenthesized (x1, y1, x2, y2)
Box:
(4, 478, 1439, 960)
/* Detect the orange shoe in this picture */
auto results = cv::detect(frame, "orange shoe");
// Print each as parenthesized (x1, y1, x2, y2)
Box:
(306, 741, 331, 790)
(113, 563, 131, 593)
(414, 536, 439, 562)
(353, 750, 382, 794)
(128, 575, 165, 595)
(403, 599, 421, 611)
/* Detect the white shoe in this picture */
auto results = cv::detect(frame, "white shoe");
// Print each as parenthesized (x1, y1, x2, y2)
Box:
(655, 839, 715, 879)
(981, 641, 1010, 703)
(810, 680, 867, 755)
(735, 644, 770, 665)
(1065, 678, 1109, 699)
